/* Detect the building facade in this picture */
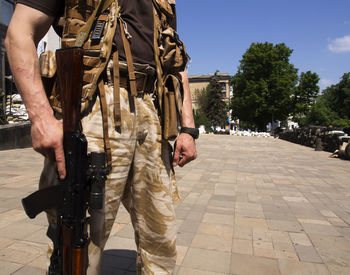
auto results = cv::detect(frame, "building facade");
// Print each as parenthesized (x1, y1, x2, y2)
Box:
(189, 73, 232, 110)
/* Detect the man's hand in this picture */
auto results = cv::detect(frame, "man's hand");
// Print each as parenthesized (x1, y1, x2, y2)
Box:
(172, 133, 197, 167)
(31, 116, 66, 179)
(173, 70, 197, 167)
(5, 5, 65, 177)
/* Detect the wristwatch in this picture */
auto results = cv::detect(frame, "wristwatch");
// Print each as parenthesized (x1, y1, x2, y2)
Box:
(180, 127, 199, 139)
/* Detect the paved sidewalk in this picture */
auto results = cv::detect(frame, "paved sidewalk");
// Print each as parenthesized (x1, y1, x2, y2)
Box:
(1, 135, 350, 274)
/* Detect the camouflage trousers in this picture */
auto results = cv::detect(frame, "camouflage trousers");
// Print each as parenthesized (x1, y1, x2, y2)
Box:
(40, 70, 179, 274)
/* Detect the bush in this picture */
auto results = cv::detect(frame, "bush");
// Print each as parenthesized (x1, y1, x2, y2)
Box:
(194, 110, 212, 132)
(332, 118, 350, 128)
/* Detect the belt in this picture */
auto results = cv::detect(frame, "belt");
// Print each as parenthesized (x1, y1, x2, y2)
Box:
(119, 71, 156, 94)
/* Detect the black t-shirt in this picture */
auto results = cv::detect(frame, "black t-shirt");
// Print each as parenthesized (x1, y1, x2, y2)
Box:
(16, 0, 164, 67)
(16, 0, 64, 16)
(115, 0, 154, 66)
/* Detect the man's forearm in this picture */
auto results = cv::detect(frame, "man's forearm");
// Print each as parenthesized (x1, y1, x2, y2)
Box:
(5, 4, 54, 123)
(179, 70, 195, 128)
(172, 69, 197, 167)
(6, 38, 54, 122)
(6, 4, 66, 178)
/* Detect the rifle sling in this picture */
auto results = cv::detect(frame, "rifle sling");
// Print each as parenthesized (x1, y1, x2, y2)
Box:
(98, 79, 112, 169)
(152, 5, 164, 114)
(75, 0, 114, 47)
(113, 51, 122, 130)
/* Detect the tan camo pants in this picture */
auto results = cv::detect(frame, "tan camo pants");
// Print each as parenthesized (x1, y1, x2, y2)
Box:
(40, 81, 179, 274)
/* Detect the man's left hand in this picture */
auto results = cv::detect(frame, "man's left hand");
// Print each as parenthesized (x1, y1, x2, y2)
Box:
(172, 133, 197, 167)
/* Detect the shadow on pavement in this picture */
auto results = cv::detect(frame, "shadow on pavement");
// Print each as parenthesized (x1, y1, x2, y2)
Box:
(101, 249, 137, 275)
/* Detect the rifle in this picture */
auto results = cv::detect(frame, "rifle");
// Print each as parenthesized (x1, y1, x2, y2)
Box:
(22, 47, 107, 275)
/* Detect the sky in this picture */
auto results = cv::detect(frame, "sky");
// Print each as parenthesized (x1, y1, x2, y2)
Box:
(175, 0, 350, 91)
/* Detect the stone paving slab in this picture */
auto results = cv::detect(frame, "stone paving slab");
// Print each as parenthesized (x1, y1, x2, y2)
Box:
(1, 135, 350, 274)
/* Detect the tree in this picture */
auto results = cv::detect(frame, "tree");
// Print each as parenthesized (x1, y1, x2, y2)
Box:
(194, 87, 208, 115)
(303, 96, 336, 126)
(192, 87, 211, 131)
(230, 42, 298, 130)
(303, 73, 350, 127)
(205, 72, 227, 127)
(323, 73, 350, 119)
(193, 109, 212, 131)
(292, 71, 320, 125)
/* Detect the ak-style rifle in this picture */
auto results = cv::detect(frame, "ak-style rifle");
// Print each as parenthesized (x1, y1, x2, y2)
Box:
(22, 47, 107, 275)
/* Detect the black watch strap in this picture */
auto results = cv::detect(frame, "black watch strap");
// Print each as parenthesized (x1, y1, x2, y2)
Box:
(180, 127, 199, 139)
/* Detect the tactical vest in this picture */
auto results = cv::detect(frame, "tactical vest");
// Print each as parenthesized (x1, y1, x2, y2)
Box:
(47, 0, 188, 117)
(40, 0, 188, 165)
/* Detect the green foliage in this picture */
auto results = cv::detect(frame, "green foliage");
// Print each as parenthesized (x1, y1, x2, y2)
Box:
(193, 109, 212, 131)
(230, 41, 349, 129)
(195, 87, 208, 114)
(323, 73, 350, 118)
(332, 118, 350, 128)
(192, 72, 228, 129)
(230, 42, 298, 131)
(304, 73, 350, 127)
(205, 72, 227, 127)
(238, 120, 256, 130)
(302, 97, 336, 126)
(193, 87, 211, 130)
(292, 71, 320, 124)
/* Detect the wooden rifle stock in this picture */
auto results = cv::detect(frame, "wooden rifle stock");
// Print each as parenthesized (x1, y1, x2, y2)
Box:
(56, 47, 84, 132)
(55, 47, 88, 275)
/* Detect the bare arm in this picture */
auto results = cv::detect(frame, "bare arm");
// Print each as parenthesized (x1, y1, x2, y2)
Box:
(5, 4, 66, 179)
(172, 69, 197, 167)
(179, 70, 195, 128)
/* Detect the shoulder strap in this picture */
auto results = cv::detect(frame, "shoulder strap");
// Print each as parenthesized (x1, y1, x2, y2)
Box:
(153, 4, 164, 113)
(75, 0, 115, 47)
(118, 17, 137, 97)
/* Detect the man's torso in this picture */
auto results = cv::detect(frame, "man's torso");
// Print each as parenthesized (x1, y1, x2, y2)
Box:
(17, 0, 156, 66)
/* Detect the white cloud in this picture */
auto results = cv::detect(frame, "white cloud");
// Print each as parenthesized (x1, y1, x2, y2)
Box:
(328, 35, 350, 53)
(319, 79, 334, 90)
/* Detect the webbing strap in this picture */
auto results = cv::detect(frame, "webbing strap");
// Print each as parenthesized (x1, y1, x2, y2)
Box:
(112, 51, 122, 129)
(98, 79, 112, 168)
(152, 6, 164, 113)
(118, 18, 137, 97)
(75, 0, 114, 47)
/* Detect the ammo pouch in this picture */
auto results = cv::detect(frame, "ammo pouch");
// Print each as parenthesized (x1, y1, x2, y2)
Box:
(153, 0, 189, 74)
(39, 51, 58, 104)
(160, 26, 189, 73)
(162, 74, 183, 140)
(153, 0, 188, 140)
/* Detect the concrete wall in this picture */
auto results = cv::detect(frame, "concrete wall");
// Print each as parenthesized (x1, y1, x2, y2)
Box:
(0, 121, 32, 150)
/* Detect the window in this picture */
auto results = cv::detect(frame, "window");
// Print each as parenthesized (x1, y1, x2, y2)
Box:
(221, 83, 226, 91)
